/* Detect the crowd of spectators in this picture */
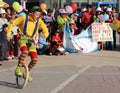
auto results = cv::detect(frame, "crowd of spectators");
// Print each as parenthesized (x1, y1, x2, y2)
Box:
(0, 4, 120, 61)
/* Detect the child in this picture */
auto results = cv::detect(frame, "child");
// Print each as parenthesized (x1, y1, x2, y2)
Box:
(37, 32, 50, 55)
(69, 20, 78, 35)
(51, 31, 66, 55)
(13, 29, 20, 57)
(10, 14, 20, 57)
(52, 31, 62, 46)
(7, 31, 15, 59)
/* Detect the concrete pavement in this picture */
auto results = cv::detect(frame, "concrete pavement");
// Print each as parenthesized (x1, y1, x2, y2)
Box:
(0, 50, 119, 93)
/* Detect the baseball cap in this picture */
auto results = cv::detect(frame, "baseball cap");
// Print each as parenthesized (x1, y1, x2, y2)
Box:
(30, 6, 42, 12)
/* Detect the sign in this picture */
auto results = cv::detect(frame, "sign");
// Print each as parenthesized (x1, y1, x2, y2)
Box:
(92, 23, 113, 42)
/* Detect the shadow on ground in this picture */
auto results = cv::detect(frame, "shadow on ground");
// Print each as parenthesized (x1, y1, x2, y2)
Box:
(0, 81, 17, 89)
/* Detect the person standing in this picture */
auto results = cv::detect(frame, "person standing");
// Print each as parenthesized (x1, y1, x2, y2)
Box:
(0, 24, 9, 61)
(94, 7, 103, 50)
(105, 7, 113, 50)
(81, 4, 94, 29)
(112, 7, 118, 49)
(57, 9, 72, 39)
(0, 8, 8, 32)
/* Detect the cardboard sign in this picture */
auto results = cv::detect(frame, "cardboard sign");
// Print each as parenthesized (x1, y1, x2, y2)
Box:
(92, 23, 113, 41)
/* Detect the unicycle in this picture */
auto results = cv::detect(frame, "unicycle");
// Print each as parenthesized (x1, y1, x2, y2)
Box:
(16, 64, 29, 89)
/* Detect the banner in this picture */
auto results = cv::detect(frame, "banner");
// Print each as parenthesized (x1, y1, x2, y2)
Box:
(63, 22, 77, 53)
(72, 26, 98, 53)
(92, 23, 113, 41)
(63, 22, 98, 53)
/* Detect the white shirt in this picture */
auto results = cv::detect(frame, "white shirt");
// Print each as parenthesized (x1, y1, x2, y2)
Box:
(12, 26, 19, 35)
(0, 18, 8, 32)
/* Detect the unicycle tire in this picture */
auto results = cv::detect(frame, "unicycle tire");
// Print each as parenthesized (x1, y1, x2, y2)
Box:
(16, 64, 29, 89)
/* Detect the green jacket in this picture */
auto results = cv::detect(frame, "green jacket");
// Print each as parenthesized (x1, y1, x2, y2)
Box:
(57, 15, 72, 32)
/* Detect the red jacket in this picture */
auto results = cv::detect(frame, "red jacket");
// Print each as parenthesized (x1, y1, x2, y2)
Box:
(105, 15, 113, 23)
(52, 35, 62, 46)
(81, 12, 93, 29)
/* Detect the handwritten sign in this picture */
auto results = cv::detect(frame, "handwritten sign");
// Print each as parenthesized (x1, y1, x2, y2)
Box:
(92, 23, 113, 41)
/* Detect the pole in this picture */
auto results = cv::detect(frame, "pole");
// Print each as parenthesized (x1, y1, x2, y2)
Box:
(23, 0, 26, 9)
(119, 0, 120, 13)
(57, 0, 59, 8)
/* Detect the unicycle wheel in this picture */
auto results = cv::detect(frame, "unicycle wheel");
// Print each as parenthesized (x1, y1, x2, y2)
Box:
(16, 64, 29, 89)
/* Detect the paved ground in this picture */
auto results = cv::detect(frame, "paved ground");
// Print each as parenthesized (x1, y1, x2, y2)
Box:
(0, 50, 119, 93)
(57, 66, 120, 93)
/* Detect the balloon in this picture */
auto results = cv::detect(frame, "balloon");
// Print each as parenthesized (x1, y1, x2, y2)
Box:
(98, 14, 109, 22)
(19, 12, 25, 16)
(17, 5, 23, 13)
(0, 1, 9, 8)
(40, 3, 47, 10)
(65, 5, 73, 14)
(99, 15, 104, 22)
(12, 2, 20, 11)
(3, 3, 9, 8)
(0, 2, 4, 8)
(93, 15, 97, 21)
(102, 14, 109, 21)
(70, 2, 78, 12)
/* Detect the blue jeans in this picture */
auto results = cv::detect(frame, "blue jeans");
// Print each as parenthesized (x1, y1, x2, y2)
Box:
(106, 41, 112, 50)
(0, 42, 8, 60)
(37, 45, 49, 55)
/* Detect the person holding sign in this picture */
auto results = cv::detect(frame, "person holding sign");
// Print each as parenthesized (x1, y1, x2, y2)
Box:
(94, 7, 103, 50)
(105, 7, 113, 50)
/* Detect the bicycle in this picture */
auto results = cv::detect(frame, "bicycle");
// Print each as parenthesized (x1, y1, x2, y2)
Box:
(15, 64, 29, 89)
